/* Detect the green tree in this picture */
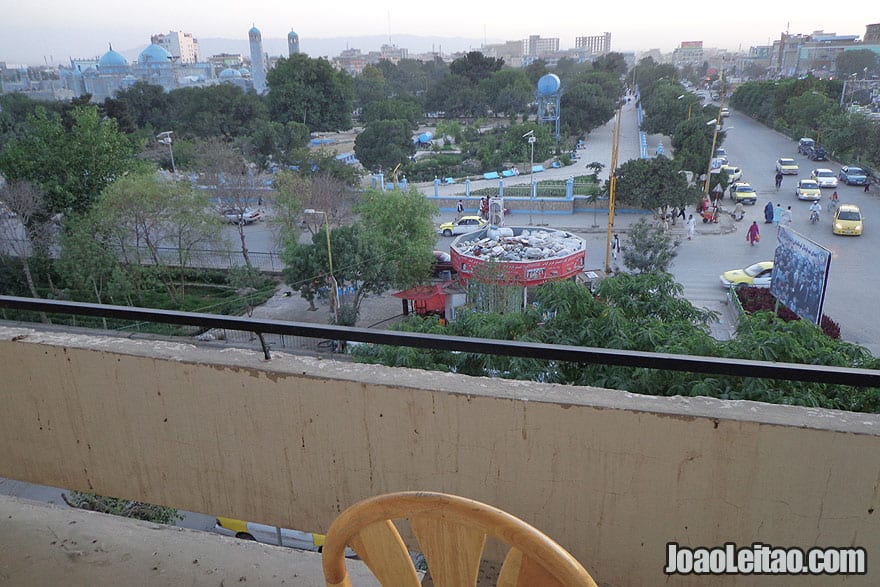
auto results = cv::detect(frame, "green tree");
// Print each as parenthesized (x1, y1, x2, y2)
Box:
(0, 105, 138, 219)
(247, 119, 310, 167)
(671, 116, 717, 177)
(560, 78, 617, 135)
(424, 74, 488, 118)
(614, 157, 695, 211)
(479, 69, 533, 118)
(355, 187, 438, 288)
(109, 81, 170, 130)
(355, 65, 390, 108)
(361, 97, 423, 127)
(449, 51, 504, 84)
(267, 54, 355, 131)
(835, 49, 879, 79)
(354, 119, 415, 172)
(620, 219, 678, 274)
(592, 52, 628, 76)
(168, 84, 266, 141)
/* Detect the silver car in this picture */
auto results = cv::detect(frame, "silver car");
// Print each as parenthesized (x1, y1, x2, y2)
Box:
(810, 168, 838, 188)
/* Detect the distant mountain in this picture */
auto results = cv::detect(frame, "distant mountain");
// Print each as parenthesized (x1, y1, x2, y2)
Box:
(121, 34, 496, 63)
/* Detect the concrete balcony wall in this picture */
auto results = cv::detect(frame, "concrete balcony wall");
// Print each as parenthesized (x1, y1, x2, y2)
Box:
(1, 325, 879, 586)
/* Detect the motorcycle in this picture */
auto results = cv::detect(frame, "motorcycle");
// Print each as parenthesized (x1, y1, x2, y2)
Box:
(810, 210, 820, 224)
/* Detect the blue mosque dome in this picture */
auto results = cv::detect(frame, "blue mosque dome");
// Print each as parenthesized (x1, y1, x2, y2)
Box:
(249, 26, 260, 36)
(139, 43, 172, 64)
(288, 30, 298, 39)
(219, 68, 243, 79)
(238, 67, 250, 75)
(99, 46, 128, 68)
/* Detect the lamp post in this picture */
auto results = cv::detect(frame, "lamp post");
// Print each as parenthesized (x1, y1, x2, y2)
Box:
(156, 131, 176, 174)
(304, 208, 338, 325)
(523, 130, 536, 225)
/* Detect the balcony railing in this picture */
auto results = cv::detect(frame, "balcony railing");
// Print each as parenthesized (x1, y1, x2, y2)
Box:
(2, 295, 878, 387)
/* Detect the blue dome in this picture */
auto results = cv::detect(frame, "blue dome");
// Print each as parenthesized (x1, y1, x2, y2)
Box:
(139, 43, 172, 64)
(537, 73, 561, 96)
(99, 48, 128, 68)
(288, 30, 298, 39)
(219, 68, 243, 79)
(249, 26, 260, 36)
(238, 67, 250, 75)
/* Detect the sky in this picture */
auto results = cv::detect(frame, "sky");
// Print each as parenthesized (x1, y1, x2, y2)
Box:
(0, 1, 873, 65)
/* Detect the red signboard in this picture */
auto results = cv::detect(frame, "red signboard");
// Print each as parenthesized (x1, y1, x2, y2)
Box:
(451, 248, 586, 287)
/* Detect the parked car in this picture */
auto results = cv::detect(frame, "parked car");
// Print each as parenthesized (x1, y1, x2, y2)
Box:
(721, 165, 742, 183)
(832, 204, 863, 236)
(214, 517, 357, 557)
(720, 107, 730, 118)
(795, 179, 822, 201)
(731, 182, 758, 205)
(720, 261, 774, 288)
(797, 138, 815, 155)
(839, 166, 869, 186)
(220, 207, 261, 225)
(776, 158, 799, 175)
(806, 145, 827, 161)
(431, 250, 456, 277)
(810, 168, 838, 188)
(438, 215, 487, 236)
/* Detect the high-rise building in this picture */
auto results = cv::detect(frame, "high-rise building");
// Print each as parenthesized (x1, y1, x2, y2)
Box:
(575, 33, 611, 55)
(288, 30, 300, 56)
(523, 35, 560, 57)
(248, 25, 266, 94)
(151, 31, 200, 64)
(864, 23, 880, 44)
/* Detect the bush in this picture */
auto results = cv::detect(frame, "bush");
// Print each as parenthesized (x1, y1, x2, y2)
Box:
(735, 286, 839, 339)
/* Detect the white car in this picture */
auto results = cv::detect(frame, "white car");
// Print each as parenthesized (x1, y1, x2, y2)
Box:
(721, 165, 742, 183)
(221, 207, 261, 225)
(810, 168, 838, 188)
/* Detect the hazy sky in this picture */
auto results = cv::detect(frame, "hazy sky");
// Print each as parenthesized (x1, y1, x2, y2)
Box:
(1, 1, 872, 65)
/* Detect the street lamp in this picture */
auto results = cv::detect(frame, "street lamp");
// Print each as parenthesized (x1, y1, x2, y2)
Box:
(523, 130, 536, 225)
(304, 208, 338, 325)
(156, 131, 176, 174)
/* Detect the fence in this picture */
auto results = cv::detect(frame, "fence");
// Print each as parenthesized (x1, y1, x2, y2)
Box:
(0, 238, 286, 273)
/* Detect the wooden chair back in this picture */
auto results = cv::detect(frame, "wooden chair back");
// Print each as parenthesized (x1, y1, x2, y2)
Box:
(322, 491, 597, 587)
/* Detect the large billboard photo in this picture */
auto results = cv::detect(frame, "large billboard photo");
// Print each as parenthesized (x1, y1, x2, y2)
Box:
(769, 226, 832, 324)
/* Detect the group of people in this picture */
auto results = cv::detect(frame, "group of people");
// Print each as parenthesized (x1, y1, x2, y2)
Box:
(762, 200, 793, 226)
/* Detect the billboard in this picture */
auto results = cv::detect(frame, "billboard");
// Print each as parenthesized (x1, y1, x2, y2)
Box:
(769, 226, 832, 324)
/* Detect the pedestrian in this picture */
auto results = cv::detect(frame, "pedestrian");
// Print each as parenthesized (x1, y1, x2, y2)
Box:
(456, 199, 464, 219)
(764, 200, 774, 223)
(677, 206, 686, 221)
(781, 205, 793, 226)
(773, 203, 782, 225)
(686, 214, 696, 240)
(775, 171, 783, 190)
(865, 182, 871, 193)
(733, 201, 744, 221)
(746, 221, 760, 246)
(611, 233, 621, 259)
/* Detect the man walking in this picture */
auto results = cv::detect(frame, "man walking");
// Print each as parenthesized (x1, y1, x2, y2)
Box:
(611, 233, 621, 259)
(456, 199, 464, 219)
(781, 205, 793, 227)
(686, 214, 696, 240)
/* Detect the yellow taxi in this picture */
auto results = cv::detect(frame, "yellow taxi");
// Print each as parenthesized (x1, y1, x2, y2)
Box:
(776, 158, 799, 175)
(795, 179, 821, 201)
(833, 204, 863, 236)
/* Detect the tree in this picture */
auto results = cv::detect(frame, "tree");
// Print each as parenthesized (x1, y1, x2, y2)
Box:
(0, 105, 138, 219)
(479, 69, 533, 118)
(64, 492, 181, 525)
(361, 97, 423, 127)
(614, 157, 695, 211)
(109, 81, 170, 130)
(835, 49, 879, 79)
(247, 119, 310, 168)
(355, 188, 438, 288)
(354, 119, 415, 172)
(0, 180, 53, 300)
(560, 79, 617, 135)
(592, 52, 628, 76)
(267, 54, 355, 131)
(620, 219, 678, 274)
(84, 171, 221, 302)
(449, 52, 504, 84)
(354, 65, 390, 108)
(168, 84, 266, 141)
(671, 116, 716, 177)
(424, 74, 488, 118)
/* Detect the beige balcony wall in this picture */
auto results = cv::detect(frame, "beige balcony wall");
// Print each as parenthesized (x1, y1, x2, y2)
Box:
(1, 325, 878, 586)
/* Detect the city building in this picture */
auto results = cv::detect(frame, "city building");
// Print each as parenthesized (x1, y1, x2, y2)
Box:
(864, 23, 880, 44)
(575, 32, 611, 55)
(151, 31, 201, 64)
(672, 41, 704, 68)
(523, 35, 560, 58)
